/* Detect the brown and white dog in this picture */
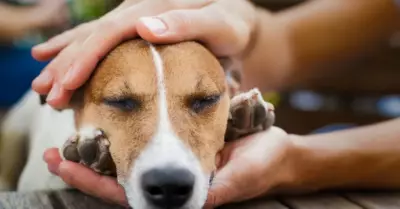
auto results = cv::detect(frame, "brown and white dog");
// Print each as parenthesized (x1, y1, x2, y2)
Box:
(0, 39, 274, 209)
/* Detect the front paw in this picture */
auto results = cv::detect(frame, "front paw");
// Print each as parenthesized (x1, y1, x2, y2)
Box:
(62, 128, 116, 176)
(225, 88, 275, 142)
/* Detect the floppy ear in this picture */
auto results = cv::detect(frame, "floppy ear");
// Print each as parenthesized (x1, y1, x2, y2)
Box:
(218, 57, 243, 98)
(38, 86, 85, 111)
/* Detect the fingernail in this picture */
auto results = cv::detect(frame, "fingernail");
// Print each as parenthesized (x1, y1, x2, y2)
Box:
(33, 70, 53, 86)
(47, 83, 61, 102)
(140, 17, 168, 35)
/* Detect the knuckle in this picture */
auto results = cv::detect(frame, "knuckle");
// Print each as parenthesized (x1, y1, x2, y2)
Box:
(157, 0, 211, 10)
(165, 10, 193, 34)
(97, 19, 118, 31)
(75, 22, 90, 31)
(231, 19, 251, 48)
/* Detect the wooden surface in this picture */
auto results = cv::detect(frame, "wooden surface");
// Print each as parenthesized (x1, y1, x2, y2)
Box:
(0, 190, 399, 209)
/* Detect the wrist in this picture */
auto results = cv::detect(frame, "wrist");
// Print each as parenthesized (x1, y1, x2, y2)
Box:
(269, 134, 321, 195)
(286, 133, 370, 192)
(241, 8, 294, 91)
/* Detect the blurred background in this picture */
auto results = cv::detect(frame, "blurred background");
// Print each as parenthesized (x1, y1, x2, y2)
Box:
(0, 0, 399, 135)
(0, 0, 122, 107)
(255, 0, 400, 134)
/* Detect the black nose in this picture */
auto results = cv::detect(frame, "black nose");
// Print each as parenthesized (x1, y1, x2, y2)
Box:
(141, 168, 195, 208)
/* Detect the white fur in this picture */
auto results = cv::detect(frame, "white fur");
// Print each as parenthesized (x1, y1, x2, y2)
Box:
(0, 91, 74, 191)
(123, 44, 208, 209)
(0, 43, 211, 209)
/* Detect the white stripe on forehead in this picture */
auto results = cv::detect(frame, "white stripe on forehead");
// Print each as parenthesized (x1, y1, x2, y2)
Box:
(125, 43, 208, 208)
(148, 43, 171, 132)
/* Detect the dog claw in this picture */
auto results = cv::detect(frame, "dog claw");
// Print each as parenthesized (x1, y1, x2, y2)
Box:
(225, 88, 275, 142)
(62, 128, 116, 176)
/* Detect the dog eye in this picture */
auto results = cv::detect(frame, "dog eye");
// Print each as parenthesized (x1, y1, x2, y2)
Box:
(103, 98, 140, 111)
(190, 95, 221, 113)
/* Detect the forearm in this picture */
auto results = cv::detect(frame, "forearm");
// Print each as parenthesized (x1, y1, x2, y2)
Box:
(289, 118, 400, 191)
(243, 0, 400, 91)
(0, 3, 40, 42)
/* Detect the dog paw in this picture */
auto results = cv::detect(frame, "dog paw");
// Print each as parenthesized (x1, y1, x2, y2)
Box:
(62, 128, 116, 176)
(225, 88, 275, 142)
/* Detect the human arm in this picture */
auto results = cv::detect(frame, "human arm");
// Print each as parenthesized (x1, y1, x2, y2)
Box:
(205, 118, 400, 207)
(0, 2, 41, 42)
(0, 0, 69, 43)
(289, 118, 400, 191)
(44, 118, 400, 207)
(242, 0, 400, 91)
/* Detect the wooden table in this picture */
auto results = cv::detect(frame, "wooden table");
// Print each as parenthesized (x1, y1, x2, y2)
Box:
(1, 190, 399, 209)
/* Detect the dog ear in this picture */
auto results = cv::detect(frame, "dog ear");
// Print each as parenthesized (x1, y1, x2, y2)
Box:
(218, 57, 242, 97)
(38, 86, 85, 111)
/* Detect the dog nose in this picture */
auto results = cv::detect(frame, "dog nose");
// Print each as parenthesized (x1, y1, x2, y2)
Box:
(141, 168, 195, 208)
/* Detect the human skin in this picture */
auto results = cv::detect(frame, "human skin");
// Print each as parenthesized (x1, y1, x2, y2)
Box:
(0, 0, 68, 42)
(30, 0, 400, 108)
(38, 0, 400, 207)
(45, 118, 400, 207)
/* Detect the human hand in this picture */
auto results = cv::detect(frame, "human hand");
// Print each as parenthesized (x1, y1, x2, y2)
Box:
(44, 127, 294, 208)
(205, 127, 296, 208)
(31, 0, 258, 109)
(43, 148, 129, 207)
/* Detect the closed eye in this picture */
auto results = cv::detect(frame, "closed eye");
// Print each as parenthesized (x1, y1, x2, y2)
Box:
(189, 94, 221, 113)
(103, 97, 140, 112)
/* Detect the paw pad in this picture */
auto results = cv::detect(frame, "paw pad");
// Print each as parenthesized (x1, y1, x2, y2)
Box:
(225, 88, 275, 142)
(62, 128, 116, 176)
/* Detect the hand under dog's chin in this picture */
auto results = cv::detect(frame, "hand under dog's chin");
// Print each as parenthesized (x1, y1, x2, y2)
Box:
(121, 172, 214, 209)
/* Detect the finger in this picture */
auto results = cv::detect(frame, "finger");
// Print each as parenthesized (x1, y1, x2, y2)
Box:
(32, 18, 94, 61)
(43, 148, 63, 175)
(32, 69, 54, 95)
(58, 161, 128, 206)
(43, 148, 62, 164)
(46, 85, 74, 109)
(205, 163, 239, 207)
(206, 139, 253, 206)
(60, 17, 138, 90)
(137, 2, 252, 56)
(217, 138, 252, 169)
(32, 42, 79, 98)
(32, 29, 77, 61)
(61, 0, 214, 90)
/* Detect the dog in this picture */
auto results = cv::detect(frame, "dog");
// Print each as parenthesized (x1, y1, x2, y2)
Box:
(0, 39, 275, 209)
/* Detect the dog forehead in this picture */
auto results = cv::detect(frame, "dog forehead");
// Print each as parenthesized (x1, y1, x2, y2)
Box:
(89, 40, 224, 96)
(156, 42, 226, 93)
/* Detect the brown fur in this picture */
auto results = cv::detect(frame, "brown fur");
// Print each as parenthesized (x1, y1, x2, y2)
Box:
(73, 39, 229, 180)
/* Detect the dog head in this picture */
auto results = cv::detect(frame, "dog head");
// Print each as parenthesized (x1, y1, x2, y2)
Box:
(70, 39, 231, 209)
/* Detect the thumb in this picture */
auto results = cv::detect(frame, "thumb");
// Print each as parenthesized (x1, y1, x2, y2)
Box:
(205, 164, 240, 207)
(136, 7, 249, 56)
